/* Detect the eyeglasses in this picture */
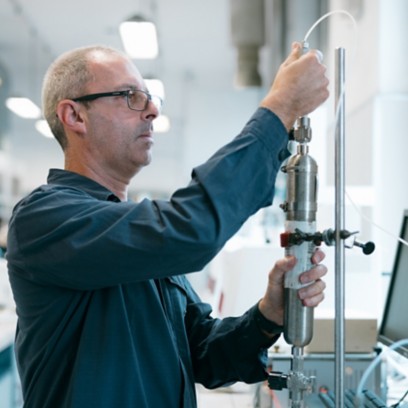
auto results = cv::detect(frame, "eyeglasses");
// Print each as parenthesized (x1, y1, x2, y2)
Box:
(72, 89, 163, 113)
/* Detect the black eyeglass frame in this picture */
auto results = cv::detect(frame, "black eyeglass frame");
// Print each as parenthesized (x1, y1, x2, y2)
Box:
(71, 89, 162, 112)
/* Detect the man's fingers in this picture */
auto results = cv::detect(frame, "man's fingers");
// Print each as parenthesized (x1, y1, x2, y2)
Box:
(269, 255, 297, 285)
(301, 291, 325, 307)
(300, 264, 327, 285)
(282, 42, 303, 66)
(312, 49, 324, 63)
(298, 279, 326, 307)
(311, 248, 326, 264)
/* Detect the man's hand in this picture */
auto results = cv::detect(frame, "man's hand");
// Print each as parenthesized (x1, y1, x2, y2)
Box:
(258, 249, 327, 327)
(260, 42, 330, 131)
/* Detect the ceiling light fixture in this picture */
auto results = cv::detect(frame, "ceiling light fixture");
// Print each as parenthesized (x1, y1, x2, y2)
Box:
(6, 97, 41, 119)
(119, 15, 159, 59)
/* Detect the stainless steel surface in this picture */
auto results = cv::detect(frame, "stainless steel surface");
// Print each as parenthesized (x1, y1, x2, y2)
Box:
(334, 46, 346, 408)
(286, 346, 317, 407)
(283, 147, 318, 223)
(279, 105, 318, 406)
(266, 352, 378, 408)
(284, 288, 313, 347)
(282, 141, 318, 347)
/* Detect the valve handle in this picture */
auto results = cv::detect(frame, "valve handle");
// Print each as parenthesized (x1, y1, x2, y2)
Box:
(354, 240, 375, 255)
(280, 228, 375, 255)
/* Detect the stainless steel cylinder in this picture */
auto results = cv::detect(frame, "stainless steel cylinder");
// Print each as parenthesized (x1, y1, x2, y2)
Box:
(284, 288, 314, 347)
(282, 145, 318, 347)
(284, 147, 318, 223)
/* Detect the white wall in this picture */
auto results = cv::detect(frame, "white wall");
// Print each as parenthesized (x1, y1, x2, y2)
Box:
(306, 0, 407, 318)
(373, 0, 408, 273)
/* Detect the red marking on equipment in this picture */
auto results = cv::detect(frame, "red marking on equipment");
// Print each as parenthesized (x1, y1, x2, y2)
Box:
(280, 232, 290, 248)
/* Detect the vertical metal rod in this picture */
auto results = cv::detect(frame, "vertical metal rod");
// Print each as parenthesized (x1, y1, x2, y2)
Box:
(334, 47, 346, 408)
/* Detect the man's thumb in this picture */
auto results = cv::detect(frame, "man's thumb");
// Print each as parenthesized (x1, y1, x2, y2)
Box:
(283, 42, 303, 65)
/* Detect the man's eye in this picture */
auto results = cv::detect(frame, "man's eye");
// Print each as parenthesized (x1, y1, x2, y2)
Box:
(131, 92, 144, 102)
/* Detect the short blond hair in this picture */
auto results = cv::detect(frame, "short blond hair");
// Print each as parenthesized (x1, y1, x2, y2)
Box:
(42, 45, 127, 150)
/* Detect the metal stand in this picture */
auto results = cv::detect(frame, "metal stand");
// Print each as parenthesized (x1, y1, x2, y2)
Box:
(334, 47, 346, 408)
(268, 46, 375, 408)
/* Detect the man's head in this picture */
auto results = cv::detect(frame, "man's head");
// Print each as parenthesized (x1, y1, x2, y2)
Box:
(42, 45, 113, 149)
(42, 45, 161, 180)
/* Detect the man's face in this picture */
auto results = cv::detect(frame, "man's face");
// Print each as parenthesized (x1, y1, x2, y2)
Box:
(80, 52, 160, 179)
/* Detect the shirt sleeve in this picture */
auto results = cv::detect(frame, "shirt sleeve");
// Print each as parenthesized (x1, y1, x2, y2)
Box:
(7, 108, 289, 290)
(185, 296, 280, 388)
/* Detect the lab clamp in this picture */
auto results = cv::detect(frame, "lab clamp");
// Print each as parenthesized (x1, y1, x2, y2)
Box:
(267, 46, 375, 408)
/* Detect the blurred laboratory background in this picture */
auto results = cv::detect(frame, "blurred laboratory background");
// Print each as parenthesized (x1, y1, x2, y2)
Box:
(0, 0, 408, 406)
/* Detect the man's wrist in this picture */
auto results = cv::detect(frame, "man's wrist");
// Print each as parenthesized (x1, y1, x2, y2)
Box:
(259, 98, 296, 132)
(253, 303, 284, 337)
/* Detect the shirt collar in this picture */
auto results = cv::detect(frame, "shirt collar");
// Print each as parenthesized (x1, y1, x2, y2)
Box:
(47, 169, 122, 202)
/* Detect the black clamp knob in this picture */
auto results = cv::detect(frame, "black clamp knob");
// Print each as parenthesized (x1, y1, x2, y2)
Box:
(353, 240, 375, 255)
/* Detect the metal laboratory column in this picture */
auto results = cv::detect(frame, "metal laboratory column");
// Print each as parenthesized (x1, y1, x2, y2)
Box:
(334, 47, 346, 408)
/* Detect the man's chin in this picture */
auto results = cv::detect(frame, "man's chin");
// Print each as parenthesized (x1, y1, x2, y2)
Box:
(141, 152, 153, 168)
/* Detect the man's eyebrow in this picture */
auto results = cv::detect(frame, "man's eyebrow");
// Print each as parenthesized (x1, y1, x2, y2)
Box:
(113, 84, 137, 90)
(116, 84, 148, 92)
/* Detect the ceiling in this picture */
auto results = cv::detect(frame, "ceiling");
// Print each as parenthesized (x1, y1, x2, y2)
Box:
(0, 0, 244, 197)
(0, 0, 239, 99)
(0, 0, 326, 201)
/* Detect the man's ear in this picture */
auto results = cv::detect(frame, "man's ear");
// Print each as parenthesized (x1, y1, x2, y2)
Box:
(56, 100, 87, 134)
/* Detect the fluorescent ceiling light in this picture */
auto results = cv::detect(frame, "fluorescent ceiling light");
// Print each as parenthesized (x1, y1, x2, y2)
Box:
(145, 79, 165, 100)
(6, 97, 41, 119)
(154, 114, 170, 133)
(119, 15, 158, 59)
(35, 119, 54, 138)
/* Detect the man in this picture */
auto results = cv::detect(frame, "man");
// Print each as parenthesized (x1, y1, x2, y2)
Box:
(7, 42, 329, 407)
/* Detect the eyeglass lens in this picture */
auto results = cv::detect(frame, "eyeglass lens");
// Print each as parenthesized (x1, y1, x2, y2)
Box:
(128, 91, 161, 112)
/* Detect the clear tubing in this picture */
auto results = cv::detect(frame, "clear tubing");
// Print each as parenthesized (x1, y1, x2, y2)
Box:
(303, 9, 358, 148)
(355, 339, 408, 407)
(304, 11, 408, 250)
(303, 10, 357, 44)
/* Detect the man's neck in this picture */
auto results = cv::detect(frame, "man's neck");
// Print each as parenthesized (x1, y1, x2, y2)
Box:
(65, 162, 129, 202)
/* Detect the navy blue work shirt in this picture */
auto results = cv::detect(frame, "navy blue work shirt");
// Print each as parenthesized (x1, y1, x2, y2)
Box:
(7, 108, 290, 408)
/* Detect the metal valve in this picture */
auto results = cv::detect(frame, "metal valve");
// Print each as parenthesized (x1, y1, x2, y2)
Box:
(280, 228, 375, 255)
